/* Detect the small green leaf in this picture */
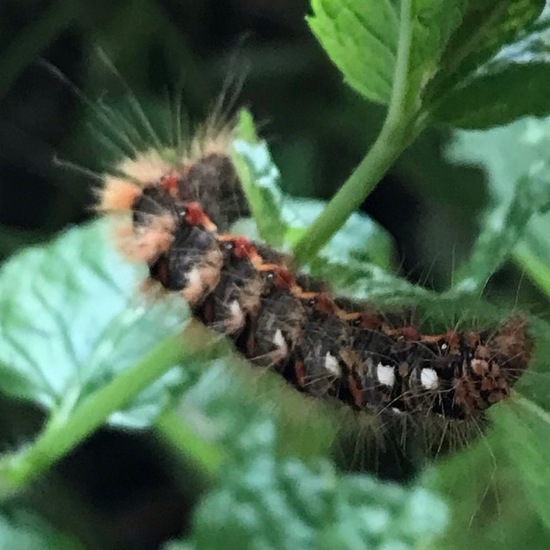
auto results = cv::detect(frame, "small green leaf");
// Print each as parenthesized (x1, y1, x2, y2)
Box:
(447, 117, 550, 298)
(0, 220, 190, 428)
(231, 110, 288, 246)
(0, 511, 82, 550)
(434, 19, 550, 128)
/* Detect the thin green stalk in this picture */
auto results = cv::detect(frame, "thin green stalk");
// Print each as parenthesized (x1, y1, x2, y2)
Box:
(293, 0, 420, 265)
(0, 321, 217, 496)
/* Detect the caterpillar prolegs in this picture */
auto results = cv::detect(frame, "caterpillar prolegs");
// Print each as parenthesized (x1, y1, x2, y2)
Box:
(98, 123, 533, 454)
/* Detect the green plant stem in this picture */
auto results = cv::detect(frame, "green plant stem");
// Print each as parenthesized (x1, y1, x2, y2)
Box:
(293, 0, 420, 265)
(0, 321, 217, 496)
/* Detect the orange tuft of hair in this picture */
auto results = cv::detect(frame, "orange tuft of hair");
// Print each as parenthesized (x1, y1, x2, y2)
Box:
(97, 150, 177, 213)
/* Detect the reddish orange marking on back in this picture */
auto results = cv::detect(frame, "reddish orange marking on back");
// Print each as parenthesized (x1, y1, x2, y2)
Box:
(160, 173, 179, 195)
(401, 326, 420, 341)
(294, 360, 306, 387)
(446, 330, 460, 350)
(273, 267, 295, 288)
(231, 236, 257, 259)
(185, 202, 217, 232)
(185, 202, 207, 226)
(348, 374, 364, 408)
(315, 293, 335, 314)
(360, 311, 383, 330)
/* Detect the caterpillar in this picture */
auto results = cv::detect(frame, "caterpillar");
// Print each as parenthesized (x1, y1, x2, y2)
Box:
(96, 120, 534, 438)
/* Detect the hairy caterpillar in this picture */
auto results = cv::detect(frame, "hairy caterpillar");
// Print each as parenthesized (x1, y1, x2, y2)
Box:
(97, 120, 534, 445)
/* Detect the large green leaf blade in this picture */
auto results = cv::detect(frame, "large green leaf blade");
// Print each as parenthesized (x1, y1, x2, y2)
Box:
(0, 220, 190, 428)
(434, 21, 550, 128)
(167, 406, 447, 550)
(190, 458, 447, 549)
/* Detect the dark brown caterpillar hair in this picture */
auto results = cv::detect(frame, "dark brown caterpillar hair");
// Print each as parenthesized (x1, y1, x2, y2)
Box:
(97, 124, 533, 428)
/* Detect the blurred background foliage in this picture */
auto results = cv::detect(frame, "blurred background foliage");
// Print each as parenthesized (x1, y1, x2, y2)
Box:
(2, 0, 550, 549)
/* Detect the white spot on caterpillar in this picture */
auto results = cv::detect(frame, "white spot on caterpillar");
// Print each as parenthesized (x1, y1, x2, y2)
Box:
(273, 329, 288, 356)
(182, 267, 203, 305)
(376, 363, 395, 387)
(324, 352, 341, 376)
(225, 300, 245, 334)
(421, 368, 439, 390)
(187, 266, 201, 288)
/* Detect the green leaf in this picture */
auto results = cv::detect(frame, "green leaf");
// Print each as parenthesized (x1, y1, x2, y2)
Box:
(188, 451, 447, 550)
(179, 396, 447, 550)
(423, 432, 549, 550)
(447, 117, 550, 298)
(493, 399, 550, 531)
(434, 18, 550, 128)
(307, 0, 466, 107)
(0, 511, 82, 550)
(407, 1, 466, 106)
(433, 0, 546, 94)
(0, 220, 190, 428)
(451, 171, 550, 295)
(231, 110, 288, 247)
